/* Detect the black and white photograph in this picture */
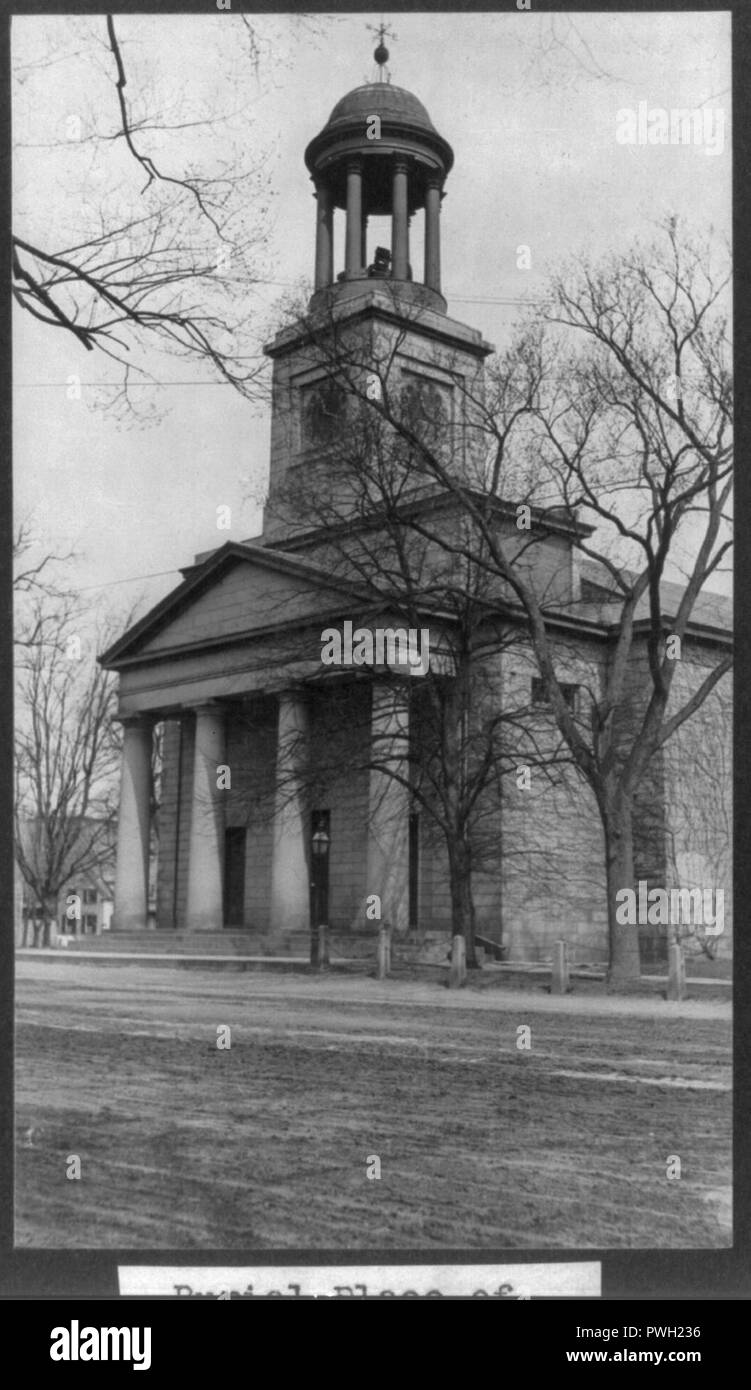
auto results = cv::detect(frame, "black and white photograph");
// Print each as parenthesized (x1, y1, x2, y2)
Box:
(10, 5, 734, 1287)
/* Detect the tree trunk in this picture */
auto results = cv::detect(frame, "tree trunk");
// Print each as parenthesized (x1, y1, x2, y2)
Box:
(32, 898, 56, 948)
(448, 839, 479, 968)
(603, 803, 641, 985)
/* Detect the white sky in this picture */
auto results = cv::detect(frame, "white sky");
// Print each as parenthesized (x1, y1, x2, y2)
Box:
(13, 10, 731, 639)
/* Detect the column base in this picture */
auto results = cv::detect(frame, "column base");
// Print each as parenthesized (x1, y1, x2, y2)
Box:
(111, 913, 150, 932)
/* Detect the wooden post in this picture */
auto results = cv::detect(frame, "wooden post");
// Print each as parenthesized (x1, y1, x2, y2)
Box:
(377, 925, 392, 979)
(551, 939, 570, 995)
(667, 941, 687, 1001)
(448, 934, 466, 989)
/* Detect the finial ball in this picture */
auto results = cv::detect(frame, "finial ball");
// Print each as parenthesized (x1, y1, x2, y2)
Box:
(374, 42, 389, 67)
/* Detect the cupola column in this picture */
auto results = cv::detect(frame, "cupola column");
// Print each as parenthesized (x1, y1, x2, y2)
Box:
(392, 160, 410, 280)
(425, 179, 442, 293)
(345, 159, 363, 278)
(314, 180, 334, 290)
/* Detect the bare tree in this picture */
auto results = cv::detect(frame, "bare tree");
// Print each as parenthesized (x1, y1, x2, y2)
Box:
(486, 219, 733, 981)
(12, 13, 281, 417)
(14, 599, 122, 946)
(13, 518, 76, 653)
(269, 217, 731, 982)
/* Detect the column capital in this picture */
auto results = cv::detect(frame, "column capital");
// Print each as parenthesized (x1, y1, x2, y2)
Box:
(346, 156, 363, 175)
(277, 686, 311, 706)
(114, 711, 153, 730)
(392, 156, 410, 173)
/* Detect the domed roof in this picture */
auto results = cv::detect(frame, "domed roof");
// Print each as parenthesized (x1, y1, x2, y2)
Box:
(325, 83, 437, 135)
(305, 78, 453, 184)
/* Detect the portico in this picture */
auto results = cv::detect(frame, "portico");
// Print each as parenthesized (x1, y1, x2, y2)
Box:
(103, 560, 416, 941)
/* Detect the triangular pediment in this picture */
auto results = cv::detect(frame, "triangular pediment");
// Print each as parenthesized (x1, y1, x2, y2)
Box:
(100, 542, 365, 667)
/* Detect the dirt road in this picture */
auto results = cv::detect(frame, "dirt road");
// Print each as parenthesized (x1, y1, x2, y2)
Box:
(15, 960, 732, 1249)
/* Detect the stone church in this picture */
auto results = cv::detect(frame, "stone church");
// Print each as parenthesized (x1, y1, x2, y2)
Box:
(101, 54, 732, 966)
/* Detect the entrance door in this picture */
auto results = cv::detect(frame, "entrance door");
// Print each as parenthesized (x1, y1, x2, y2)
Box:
(223, 827, 246, 927)
(409, 812, 420, 929)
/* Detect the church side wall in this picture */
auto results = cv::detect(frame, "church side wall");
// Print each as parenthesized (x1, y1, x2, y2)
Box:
(660, 652, 732, 960)
(500, 635, 609, 963)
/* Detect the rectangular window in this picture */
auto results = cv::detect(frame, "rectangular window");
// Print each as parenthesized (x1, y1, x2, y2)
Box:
(82, 887, 97, 904)
(300, 379, 346, 451)
(531, 677, 579, 712)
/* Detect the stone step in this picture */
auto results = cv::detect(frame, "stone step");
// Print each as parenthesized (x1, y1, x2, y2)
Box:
(54, 928, 454, 963)
(61, 931, 311, 957)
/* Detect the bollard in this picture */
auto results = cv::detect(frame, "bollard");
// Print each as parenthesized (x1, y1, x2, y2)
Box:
(667, 941, 687, 1001)
(551, 939, 570, 995)
(448, 934, 467, 989)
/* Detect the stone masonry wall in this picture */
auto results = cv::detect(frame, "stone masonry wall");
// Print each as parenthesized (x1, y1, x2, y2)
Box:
(500, 633, 609, 964)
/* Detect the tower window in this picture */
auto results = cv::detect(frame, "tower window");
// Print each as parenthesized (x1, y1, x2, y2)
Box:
(399, 376, 451, 450)
(302, 378, 347, 448)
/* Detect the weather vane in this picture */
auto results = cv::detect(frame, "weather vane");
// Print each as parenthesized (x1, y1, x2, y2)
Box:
(366, 20, 397, 82)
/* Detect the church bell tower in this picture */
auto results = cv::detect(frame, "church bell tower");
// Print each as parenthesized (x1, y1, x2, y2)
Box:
(262, 37, 493, 544)
(304, 30, 452, 312)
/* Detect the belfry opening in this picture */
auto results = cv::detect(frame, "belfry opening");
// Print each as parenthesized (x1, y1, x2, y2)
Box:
(304, 42, 453, 312)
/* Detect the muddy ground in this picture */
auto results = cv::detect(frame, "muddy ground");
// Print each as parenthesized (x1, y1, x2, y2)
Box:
(15, 960, 731, 1249)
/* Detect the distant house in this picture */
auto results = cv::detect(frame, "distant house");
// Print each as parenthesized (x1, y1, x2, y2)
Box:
(15, 816, 122, 947)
